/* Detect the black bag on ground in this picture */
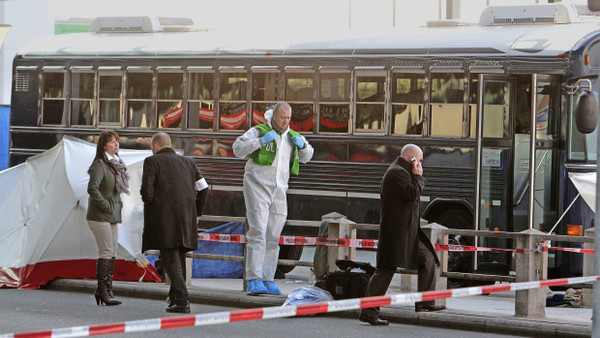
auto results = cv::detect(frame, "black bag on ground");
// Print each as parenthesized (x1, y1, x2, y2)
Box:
(324, 259, 375, 300)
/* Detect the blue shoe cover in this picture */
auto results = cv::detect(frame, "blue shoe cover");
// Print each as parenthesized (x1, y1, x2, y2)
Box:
(247, 279, 268, 295)
(263, 281, 281, 295)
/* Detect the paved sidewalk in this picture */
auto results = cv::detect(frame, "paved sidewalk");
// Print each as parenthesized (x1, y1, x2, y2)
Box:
(46, 247, 593, 337)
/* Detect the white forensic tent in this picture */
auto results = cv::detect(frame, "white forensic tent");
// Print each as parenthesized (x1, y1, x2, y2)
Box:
(0, 136, 161, 288)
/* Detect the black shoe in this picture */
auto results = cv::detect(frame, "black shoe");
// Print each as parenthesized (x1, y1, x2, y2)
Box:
(359, 315, 389, 326)
(166, 303, 191, 313)
(415, 304, 446, 312)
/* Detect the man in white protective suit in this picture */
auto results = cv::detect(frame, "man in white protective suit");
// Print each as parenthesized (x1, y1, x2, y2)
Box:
(233, 102, 314, 295)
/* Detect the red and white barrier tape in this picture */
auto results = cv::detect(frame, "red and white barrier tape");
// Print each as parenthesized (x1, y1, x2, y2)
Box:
(199, 233, 592, 254)
(4, 275, 599, 338)
(434, 243, 540, 254)
(197, 233, 378, 249)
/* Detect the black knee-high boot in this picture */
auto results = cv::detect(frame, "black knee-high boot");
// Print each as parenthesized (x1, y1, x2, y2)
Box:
(95, 258, 121, 306)
(106, 257, 120, 301)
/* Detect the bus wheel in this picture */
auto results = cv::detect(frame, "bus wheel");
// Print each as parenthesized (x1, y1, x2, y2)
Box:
(277, 244, 303, 274)
(435, 209, 473, 289)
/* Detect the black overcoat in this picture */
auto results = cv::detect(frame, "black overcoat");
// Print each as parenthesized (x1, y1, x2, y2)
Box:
(376, 156, 438, 269)
(140, 148, 203, 251)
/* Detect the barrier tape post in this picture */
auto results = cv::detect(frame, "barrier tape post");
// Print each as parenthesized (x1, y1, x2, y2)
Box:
(3, 275, 599, 338)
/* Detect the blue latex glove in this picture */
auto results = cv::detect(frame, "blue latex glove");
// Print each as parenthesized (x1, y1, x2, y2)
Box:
(260, 130, 277, 144)
(291, 135, 305, 149)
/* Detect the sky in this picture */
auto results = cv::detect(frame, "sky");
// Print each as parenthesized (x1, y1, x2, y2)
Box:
(51, 0, 590, 34)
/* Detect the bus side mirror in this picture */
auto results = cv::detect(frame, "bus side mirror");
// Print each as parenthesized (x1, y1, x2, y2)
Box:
(575, 91, 598, 134)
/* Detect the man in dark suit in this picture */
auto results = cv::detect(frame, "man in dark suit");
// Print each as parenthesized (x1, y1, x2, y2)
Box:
(141, 132, 209, 313)
(359, 144, 444, 326)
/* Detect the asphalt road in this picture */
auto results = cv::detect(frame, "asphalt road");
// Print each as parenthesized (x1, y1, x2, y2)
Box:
(0, 288, 522, 338)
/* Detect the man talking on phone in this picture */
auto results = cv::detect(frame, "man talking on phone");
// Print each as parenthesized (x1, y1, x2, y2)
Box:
(359, 144, 444, 326)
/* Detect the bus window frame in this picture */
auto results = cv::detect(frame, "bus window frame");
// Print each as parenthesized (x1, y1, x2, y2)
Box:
(318, 68, 351, 134)
(70, 69, 96, 128)
(429, 71, 466, 138)
(156, 68, 184, 130)
(218, 67, 249, 132)
(97, 69, 124, 127)
(41, 68, 67, 127)
(353, 69, 387, 135)
(390, 69, 426, 137)
(125, 68, 154, 129)
(187, 69, 215, 131)
(284, 69, 316, 134)
(250, 68, 280, 128)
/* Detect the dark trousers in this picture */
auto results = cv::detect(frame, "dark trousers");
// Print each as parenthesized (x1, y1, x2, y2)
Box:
(360, 239, 436, 319)
(161, 248, 189, 305)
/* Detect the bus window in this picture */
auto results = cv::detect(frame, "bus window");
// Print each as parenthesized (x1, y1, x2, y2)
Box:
(42, 72, 66, 125)
(127, 72, 153, 128)
(355, 73, 385, 132)
(482, 81, 510, 138)
(71, 72, 95, 126)
(98, 73, 122, 125)
(157, 72, 183, 129)
(188, 72, 214, 130)
(251, 72, 279, 126)
(430, 73, 464, 137)
(319, 72, 350, 133)
(219, 72, 247, 131)
(285, 72, 314, 132)
(391, 73, 424, 135)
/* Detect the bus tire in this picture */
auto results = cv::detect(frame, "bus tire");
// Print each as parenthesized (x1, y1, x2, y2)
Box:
(435, 209, 474, 289)
(277, 244, 303, 274)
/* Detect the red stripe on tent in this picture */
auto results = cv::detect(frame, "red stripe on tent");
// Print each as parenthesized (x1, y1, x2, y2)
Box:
(13, 330, 52, 338)
(89, 322, 125, 336)
(0, 259, 161, 289)
(421, 289, 452, 301)
(481, 284, 511, 294)
(360, 296, 391, 309)
(230, 308, 264, 322)
(296, 302, 329, 316)
(540, 279, 569, 287)
(160, 315, 196, 329)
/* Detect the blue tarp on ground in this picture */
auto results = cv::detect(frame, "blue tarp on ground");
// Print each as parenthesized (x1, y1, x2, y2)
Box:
(147, 222, 245, 279)
(193, 222, 245, 278)
(0, 106, 9, 170)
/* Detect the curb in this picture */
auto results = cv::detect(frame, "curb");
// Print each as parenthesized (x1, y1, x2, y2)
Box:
(45, 279, 591, 338)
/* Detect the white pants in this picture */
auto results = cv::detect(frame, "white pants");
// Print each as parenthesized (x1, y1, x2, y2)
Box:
(88, 221, 118, 259)
(246, 210, 286, 281)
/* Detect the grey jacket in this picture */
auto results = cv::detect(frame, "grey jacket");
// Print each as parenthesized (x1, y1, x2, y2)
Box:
(86, 158, 122, 223)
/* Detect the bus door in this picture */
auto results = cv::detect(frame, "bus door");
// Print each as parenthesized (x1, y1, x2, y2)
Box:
(474, 75, 514, 275)
(512, 75, 560, 236)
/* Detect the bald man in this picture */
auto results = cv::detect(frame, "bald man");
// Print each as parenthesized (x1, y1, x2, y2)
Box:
(141, 132, 209, 313)
(359, 144, 444, 326)
(233, 102, 314, 295)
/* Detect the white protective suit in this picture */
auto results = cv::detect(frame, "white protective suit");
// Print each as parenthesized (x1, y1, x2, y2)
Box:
(232, 110, 314, 281)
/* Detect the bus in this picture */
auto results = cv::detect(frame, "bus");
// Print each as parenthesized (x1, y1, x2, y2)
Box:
(8, 4, 600, 283)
